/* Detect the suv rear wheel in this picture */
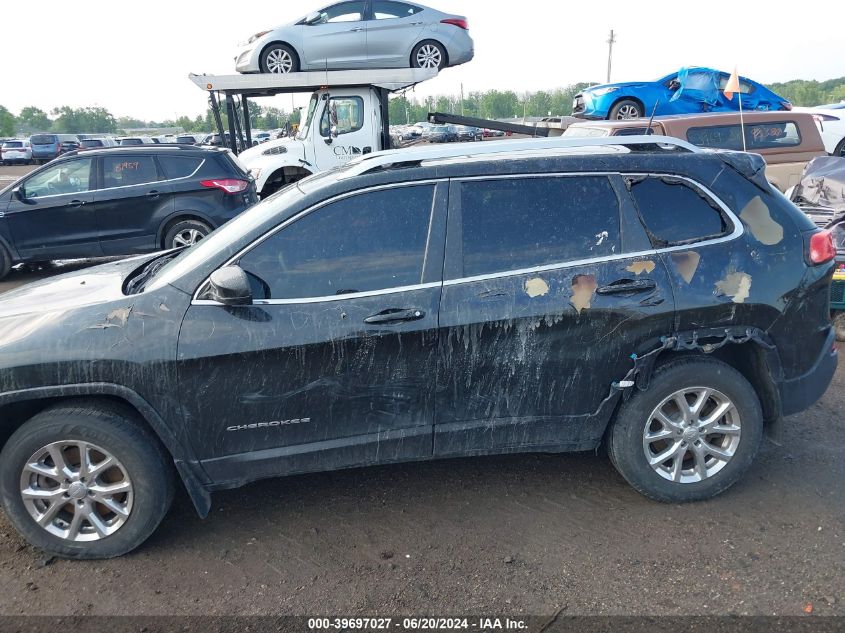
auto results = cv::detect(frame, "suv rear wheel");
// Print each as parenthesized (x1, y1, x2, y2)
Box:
(608, 356, 763, 503)
(0, 244, 11, 281)
(0, 402, 174, 558)
(164, 219, 212, 250)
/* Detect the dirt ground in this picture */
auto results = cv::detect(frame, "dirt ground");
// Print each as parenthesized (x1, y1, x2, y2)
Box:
(0, 164, 842, 618)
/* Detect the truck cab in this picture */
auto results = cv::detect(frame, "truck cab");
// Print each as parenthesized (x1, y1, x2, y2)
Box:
(240, 87, 384, 197)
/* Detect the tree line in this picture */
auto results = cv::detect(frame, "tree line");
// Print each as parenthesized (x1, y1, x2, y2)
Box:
(2, 77, 843, 138)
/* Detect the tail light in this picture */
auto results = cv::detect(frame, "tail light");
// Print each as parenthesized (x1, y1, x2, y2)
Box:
(780, 101, 792, 111)
(56, 142, 62, 153)
(200, 178, 249, 194)
(441, 18, 468, 29)
(808, 230, 835, 265)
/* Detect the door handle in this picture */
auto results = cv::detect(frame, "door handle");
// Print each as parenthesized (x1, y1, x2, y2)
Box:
(596, 278, 656, 295)
(364, 308, 426, 325)
(410, 21, 424, 25)
(146, 190, 161, 198)
(348, 27, 364, 32)
(66, 199, 85, 208)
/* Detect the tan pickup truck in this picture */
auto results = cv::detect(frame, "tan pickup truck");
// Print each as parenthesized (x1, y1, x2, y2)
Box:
(563, 111, 826, 192)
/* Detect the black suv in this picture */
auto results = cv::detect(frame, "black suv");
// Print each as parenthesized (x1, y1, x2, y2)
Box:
(0, 137, 836, 559)
(0, 146, 257, 279)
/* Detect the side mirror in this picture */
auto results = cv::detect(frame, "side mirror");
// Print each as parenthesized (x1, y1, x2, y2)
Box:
(12, 187, 25, 201)
(305, 11, 321, 24)
(330, 125, 339, 139)
(207, 265, 252, 306)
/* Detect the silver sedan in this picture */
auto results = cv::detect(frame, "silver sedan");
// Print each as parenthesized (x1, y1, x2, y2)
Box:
(235, 0, 474, 74)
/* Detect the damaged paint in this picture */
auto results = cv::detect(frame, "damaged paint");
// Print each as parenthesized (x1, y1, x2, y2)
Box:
(715, 271, 752, 304)
(87, 306, 133, 330)
(670, 251, 701, 284)
(739, 196, 783, 246)
(625, 260, 656, 276)
(524, 277, 550, 298)
(570, 275, 598, 313)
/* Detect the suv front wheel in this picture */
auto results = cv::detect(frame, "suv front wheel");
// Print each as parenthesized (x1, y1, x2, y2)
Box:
(0, 402, 174, 559)
(608, 356, 763, 503)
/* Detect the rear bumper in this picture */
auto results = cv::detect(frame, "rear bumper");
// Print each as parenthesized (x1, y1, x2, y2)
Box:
(778, 326, 837, 416)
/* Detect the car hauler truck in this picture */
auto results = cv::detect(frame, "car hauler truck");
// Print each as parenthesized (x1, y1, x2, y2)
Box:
(190, 69, 564, 197)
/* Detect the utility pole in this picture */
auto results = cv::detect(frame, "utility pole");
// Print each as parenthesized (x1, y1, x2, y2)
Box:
(606, 29, 616, 83)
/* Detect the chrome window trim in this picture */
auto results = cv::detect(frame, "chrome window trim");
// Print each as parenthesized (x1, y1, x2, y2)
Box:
(190, 172, 743, 306)
(16, 158, 206, 201)
(191, 179, 443, 305)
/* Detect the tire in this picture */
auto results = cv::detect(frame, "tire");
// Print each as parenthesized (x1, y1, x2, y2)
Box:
(608, 99, 643, 120)
(411, 40, 447, 70)
(0, 243, 11, 281)
(163, 219, 212, 250)
(834, 138, 845, 158)
(0, 401, 175, 559)
(833, 311, 845, 342)
(260, 43, 299, 74)
(607, 356, 763, 503)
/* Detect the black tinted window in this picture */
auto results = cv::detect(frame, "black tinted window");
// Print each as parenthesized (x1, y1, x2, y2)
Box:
(80, 139, 104, 148)
(239, 185, 434, 299)
(30, 135, 56, 145)
(687, 121, 801, 150)
(102, 156, 160, 188)
(458, 176, 621, 277)
(159, 156, 203, 179)
(628, 176, 727, 245)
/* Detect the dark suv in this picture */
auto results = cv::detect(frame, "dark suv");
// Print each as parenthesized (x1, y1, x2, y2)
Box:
(0, 146, 257, 279)
(0, 137, 835, 559)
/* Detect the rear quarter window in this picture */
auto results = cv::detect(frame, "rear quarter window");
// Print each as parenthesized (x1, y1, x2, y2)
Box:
(627, 176, 729, 246)
(158, 155, 203, 179)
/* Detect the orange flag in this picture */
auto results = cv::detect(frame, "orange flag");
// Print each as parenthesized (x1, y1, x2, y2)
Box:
(723, 67, 741, 100)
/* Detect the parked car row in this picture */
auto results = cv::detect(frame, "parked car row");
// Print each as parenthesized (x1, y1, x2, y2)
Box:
(0, 145, 258, 279)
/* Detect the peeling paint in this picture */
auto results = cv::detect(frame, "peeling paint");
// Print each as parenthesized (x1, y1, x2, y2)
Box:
(570, 275, 597, 313)
(740, 196, 783, 246)
(625, 260, 656, 276)
(88, 306, 133, 330)
(716, 272, 752, 304)
(671, 251, 701, 284)
(524, 277, 550, 298)
(595, 231, 609, 246)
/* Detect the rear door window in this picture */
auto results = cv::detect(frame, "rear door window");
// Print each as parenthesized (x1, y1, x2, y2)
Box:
(372, 1, 423, 18)
(626, 176, 728, 246)
(238, 185, 434, 300)
(454, 176, 621, 278)
(102, 156, 160, 188)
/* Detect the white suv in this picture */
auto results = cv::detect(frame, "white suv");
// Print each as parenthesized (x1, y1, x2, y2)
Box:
(0, 139, 33, 165)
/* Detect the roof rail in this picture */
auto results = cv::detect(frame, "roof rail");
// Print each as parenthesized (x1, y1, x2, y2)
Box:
(338, 135, 701, 179)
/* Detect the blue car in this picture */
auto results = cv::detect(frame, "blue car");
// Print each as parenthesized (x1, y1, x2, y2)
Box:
(573, 67, 792, 120)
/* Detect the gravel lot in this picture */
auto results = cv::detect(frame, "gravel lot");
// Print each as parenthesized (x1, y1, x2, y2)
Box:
(0, 163, 842, 619)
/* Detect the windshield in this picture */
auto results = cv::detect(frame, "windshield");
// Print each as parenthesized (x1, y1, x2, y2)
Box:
(297, 93, 320, 140)
(31, 135, 56, 145)
(145, 183, 306, 292)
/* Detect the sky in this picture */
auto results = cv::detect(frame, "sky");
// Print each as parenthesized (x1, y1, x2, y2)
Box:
(1, 0, 843, 122)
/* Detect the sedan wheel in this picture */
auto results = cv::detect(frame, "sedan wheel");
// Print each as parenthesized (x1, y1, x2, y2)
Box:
(412, 41, 446, 70)
(260, 44, 299, 74)
(20, 441, 133, 542)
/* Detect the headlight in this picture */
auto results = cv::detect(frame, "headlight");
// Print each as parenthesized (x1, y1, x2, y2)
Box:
(248, 30, 270, 43)
(590, 87, 620, 96)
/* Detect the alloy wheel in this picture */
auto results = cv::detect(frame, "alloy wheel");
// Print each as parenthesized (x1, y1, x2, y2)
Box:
(642, 387, 741, 484)
(615, 104, 640, 119)
(416, 45, 442, 69)
(172, 229, 205, 248)
(266, 48, 293, 74)
(19, 441, 134, 542)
